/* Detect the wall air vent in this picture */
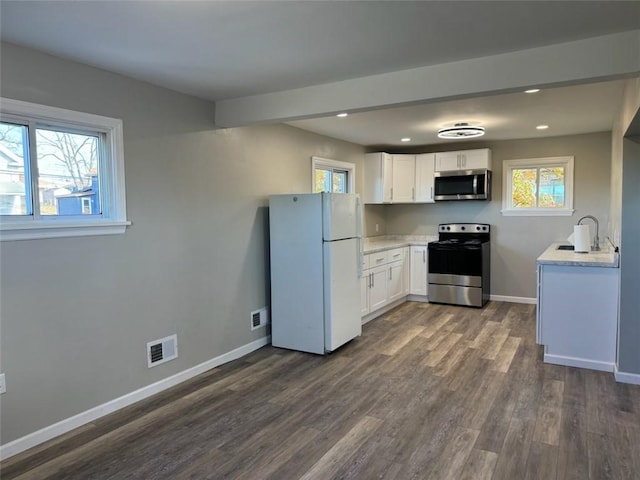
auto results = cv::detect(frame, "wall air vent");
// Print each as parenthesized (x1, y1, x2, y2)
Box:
(147, 334, 178, 368)
(251, 307, 269, 331)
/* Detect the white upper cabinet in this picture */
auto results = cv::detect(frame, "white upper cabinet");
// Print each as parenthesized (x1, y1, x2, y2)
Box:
(365, 150, 489, 203)
(391, 154, 415, 203)
(364, 152, 393, 203)
(415, 153, 435, 203)
(434, 148, 491, 172)
(365, 153, 431, 204)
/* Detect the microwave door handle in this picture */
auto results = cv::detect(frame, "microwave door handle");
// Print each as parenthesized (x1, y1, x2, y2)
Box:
(473, 175, 478, 195)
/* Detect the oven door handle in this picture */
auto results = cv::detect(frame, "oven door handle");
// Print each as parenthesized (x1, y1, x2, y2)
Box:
(428, 245, 482, 252)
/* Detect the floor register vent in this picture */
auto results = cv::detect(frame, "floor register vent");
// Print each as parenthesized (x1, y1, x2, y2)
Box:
(147, 334, 178, 368)
(251, 307, 269, 331)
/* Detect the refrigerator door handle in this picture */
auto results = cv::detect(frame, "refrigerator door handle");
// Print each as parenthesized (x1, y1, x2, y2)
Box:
(355, 195, 364, 278)
(356, 237, 362, 277)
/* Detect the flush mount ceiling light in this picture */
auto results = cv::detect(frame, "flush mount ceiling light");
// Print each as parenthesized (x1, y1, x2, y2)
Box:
(437, 123, 485, 139)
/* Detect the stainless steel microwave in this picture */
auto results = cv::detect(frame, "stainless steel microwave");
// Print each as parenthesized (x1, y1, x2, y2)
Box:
(433, 169, 491, 201)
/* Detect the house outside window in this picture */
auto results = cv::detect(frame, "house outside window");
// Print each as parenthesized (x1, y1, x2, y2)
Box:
(312, 156, 355, 194)
(0, 98, 128, 240)
(502, 156, 574, 216)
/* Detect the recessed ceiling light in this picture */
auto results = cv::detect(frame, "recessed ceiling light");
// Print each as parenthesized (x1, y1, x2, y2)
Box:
(401, 137, 411, 142)
(336, 112, 348, 118)
(437, 123, 485, 139)
(525, 89, 540, 94)
(536, 124, 549, 130)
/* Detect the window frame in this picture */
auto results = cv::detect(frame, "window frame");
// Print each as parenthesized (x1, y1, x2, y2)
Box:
(0, 98, 129, 241)
(311, 156, 355, 194)
(501, 156, 574, 216)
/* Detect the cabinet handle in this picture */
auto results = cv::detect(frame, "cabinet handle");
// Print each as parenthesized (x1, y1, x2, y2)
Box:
(423, 250, 426, 263)
(391, 187, 393, 200)
(389, 268, 392, 280)
(372, 272, 374, 288)
(369, 272, 372, 288)
(430, 186, 433, 200)
(412, 187, 415, 201)
(462, 154, 466, 168)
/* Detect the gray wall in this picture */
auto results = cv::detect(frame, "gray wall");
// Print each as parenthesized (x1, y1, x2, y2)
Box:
(378, 133, 612, 299)
(618, 136, 640, 374)
(614, 78, 640, 375)
(0, 43, 364, 444)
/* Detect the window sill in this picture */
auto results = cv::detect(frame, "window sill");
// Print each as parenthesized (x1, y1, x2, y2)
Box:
(500, 209, 574, 217)
(0, 219, 131, 241)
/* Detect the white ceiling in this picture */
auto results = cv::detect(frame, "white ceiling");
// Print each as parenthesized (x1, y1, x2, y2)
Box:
(287, 80, 628, 147)
(1, 1, 639, 147)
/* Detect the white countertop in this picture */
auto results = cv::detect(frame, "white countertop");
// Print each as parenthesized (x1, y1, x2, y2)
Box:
(537, 242, 619, 268)
(363, 235, 438, 253)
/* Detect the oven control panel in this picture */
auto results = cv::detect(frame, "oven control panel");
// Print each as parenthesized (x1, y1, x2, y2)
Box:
(438, 223, 490, 233)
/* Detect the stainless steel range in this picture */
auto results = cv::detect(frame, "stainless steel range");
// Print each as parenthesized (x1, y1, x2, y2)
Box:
(428, 223, 490, 308)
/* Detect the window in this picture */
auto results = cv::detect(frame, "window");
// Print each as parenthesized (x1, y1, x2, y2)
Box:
(312, 156, 355, 193)
(502, 156, 574, 216)
(81, 197, 92, 215)
(0, 98, 128, 240)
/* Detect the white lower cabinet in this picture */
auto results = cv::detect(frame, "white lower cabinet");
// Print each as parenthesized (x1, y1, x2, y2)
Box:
(403, 247, 410, 295)
(409, 246, 428, 296)
(360, 274, 370, 317)
(361, 247, 407, 318)
(387, 261, 404, 303)
(368, 265, 389, 311)
(537, 263, 619, 371)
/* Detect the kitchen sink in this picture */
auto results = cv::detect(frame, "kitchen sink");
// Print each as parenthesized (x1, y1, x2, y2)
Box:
(557, 245, 575, 250)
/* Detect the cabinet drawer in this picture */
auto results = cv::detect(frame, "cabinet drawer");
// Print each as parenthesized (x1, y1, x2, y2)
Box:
(361, 254, 370, 270)
(368, 251, 388, 267)
(387, 248, 404, 263)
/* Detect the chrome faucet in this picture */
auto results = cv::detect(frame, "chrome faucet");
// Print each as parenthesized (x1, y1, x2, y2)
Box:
(578, 215, 600, 251)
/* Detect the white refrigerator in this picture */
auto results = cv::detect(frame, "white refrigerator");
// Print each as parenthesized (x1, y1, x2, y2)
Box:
(269, 192, 363, 354)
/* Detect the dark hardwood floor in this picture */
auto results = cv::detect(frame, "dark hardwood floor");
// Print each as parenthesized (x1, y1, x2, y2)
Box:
(3, 301, 640, 479)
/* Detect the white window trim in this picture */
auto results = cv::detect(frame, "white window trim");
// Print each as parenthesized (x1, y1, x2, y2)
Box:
(311, 156, 355, 193)
(0, 98, 130, 241)
(501, 156, 574, 217)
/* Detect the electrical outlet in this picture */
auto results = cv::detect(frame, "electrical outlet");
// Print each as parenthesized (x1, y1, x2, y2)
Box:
(0, 373, 6, 394)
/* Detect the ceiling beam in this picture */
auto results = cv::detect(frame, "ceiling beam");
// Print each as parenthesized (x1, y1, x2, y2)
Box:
(215, 30, 640, 128)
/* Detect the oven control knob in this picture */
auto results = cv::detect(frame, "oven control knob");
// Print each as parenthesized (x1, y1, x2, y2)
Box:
(461, 226, 465, 231)
(476, 226, 481, 231)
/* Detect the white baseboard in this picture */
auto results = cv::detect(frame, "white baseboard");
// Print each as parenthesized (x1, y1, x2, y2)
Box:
(0, 336, 271, 461)
(614, 365, 640, 385)
(406, 294, 429, 303)
(489, 294, 536, 304)
(544, 353, 614, 372)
